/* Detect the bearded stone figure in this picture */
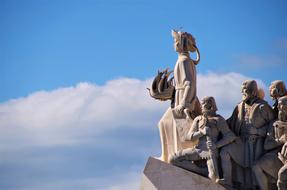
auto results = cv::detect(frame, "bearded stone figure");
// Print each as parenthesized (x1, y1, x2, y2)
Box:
(219, 80, 275, 189)
(149, 30, 202, 162)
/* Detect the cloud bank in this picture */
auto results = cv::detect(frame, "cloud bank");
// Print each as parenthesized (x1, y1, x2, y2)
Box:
(0, 72, 267, 190)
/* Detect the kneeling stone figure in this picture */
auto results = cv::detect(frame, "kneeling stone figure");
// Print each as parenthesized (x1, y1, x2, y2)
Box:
(169, 96, 236, 182)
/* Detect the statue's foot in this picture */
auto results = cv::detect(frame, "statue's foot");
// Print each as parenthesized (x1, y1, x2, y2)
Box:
(216, 179, 235, 190)
(155, 156, 163, 160)
(155, 156, 168, 163)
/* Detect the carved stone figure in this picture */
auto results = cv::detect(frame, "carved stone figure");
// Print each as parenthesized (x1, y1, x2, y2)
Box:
(276, 96, 287, 190)
(252, 118, 283, 190)
(269, 80, 287, 117)
(220, 80, 275, 189)
(252, 81, 287, 190)
(169, 96, 236, 182)
(149, 30, 202, 162)
(171, 30, 201, 118)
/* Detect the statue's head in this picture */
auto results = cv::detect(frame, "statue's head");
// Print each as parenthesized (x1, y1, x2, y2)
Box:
(171, 30, 197, 53)
(278, 95, 287, 122)
(269, 80, 287, 100)
(241, 80, 258, 102)
(201, 96, 218, 115)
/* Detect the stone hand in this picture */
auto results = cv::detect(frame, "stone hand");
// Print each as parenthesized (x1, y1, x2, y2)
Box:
(199, 126, 207, 136)
(278, 152, 287, 164)
(175, 105, 184, 115)
(207, 141, 216, 150)
(278, 134, 286, 144)
(281, 142, 287, 158)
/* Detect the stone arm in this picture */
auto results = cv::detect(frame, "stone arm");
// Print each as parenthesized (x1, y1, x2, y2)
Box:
(226, 106, 240, 136)
(215, 117, 237, 148)
(256, 103, 276, 137)
(279, 142, 287, 164)
(274, 121, 287, 143)
(262, 103, 276, 124)
(264, 122, 283, 150)
(178, 60, 196, 108)
(185, 117, 203, 141)
(180, 81, 191, 108)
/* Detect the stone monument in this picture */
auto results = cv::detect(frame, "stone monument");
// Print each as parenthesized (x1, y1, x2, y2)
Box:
(148, 30, 201, 163)
(142, 30, 287, 190)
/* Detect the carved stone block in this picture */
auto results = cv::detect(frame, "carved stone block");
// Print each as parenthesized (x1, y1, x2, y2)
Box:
(141, 157, 226, 190)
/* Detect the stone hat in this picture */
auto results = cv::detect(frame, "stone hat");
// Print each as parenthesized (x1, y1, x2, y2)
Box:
(171, 30, 197, 52)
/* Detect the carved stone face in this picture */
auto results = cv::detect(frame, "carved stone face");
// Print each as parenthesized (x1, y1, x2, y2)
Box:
(269, 84, 278, 100)
(172, 30, 197, 53)
(269, 80, 287, 100)
(173, 39, 183, 53)
(201, 96, 217, 115)
(241, 80, 258, 102)
(278, 96, 287, 122)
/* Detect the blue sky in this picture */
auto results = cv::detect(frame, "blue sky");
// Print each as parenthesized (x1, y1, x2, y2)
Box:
(1, 0, 286, 102)
(0, 0, 287, 189)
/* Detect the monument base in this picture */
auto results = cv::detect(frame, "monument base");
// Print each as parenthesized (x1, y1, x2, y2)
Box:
(141, 157, 226, 190)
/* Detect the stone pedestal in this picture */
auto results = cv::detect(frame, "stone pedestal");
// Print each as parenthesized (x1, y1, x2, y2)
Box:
(141, 157, 226, 190)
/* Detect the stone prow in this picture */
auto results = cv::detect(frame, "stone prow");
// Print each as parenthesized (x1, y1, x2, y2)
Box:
(141, 157, 226, 190)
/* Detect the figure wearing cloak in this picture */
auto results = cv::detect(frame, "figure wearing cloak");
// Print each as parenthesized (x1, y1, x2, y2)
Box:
(158, 30, 201, 162)
(220, 80, 275, 189)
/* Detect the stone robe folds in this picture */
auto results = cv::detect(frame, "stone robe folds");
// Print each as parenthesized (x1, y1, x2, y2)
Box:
(158, 53, 201, 162)
(226, 98, 275, 187)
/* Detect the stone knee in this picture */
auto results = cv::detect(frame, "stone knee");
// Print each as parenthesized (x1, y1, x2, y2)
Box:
(168, 151, 183, 165)
(220, 147, 231, 161)
(168, 153, 177, 165)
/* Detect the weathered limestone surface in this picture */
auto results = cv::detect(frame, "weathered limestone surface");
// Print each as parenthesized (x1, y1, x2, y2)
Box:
(141, 157, 226, 190)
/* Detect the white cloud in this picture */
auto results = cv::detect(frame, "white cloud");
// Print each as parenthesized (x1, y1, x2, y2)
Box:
(0, 72, 267, 147)
(0, 78, 168, 147)
(0, 72, 270, 190)
(0, 79, 165, 129)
